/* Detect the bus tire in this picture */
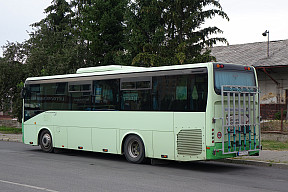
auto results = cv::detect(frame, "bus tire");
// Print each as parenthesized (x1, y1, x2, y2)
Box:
(39, 130, 54, 153)
(124, 135, 145, 164)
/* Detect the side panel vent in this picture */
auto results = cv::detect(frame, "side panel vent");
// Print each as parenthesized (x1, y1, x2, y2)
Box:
(177, 129, 202, 156)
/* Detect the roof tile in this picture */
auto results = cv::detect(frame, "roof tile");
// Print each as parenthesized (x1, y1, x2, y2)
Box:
(210, 39, 288, 67)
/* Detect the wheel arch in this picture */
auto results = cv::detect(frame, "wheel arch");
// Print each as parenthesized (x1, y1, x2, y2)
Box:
(37, 127, 53, 145)
(121, 132, 146, 156)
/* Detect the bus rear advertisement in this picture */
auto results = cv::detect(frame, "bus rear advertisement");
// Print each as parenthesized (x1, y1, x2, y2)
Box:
(22, 62, 260, 163)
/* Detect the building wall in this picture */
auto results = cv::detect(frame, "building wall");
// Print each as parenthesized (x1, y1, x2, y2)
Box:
(257, 67, 288, 119)
(257, 67, 288, 104)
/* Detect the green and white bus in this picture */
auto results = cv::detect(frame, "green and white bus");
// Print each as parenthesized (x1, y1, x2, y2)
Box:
(22, 62, 261, 163)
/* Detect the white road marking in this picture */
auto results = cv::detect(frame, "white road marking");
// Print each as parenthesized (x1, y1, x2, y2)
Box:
(0, 179, 59, 192)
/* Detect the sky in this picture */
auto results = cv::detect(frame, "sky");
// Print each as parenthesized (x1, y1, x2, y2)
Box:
(0, 0, 51, 57)
(0, 0, 288, 57)
(207, 0, 288, 46)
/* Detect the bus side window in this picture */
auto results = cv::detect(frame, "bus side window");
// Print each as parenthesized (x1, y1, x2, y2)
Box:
(190, 74, 208, 112)
(152, 73, 208, 112)
(93, 80, 119, 110)
(120, 77, 152, 111)
(68, 82, 92, 110)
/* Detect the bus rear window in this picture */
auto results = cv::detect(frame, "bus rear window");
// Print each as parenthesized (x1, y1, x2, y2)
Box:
(214, 70, 256, 94)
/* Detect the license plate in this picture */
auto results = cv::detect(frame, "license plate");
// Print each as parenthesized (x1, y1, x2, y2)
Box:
(237, 151, 249, 156)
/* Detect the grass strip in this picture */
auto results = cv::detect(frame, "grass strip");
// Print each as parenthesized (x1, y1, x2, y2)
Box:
(261, 140, 288, 151)
(0, 126, 22, 134)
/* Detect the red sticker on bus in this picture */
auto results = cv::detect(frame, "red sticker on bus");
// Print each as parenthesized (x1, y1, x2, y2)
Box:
(217, 132, 222, 139)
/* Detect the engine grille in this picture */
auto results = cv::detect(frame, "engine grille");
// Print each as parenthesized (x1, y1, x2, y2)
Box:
(177, 129, 202, 156)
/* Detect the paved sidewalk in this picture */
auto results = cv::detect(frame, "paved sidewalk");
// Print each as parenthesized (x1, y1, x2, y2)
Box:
(239, 150, 288, 163)
(221, 150, 288, 169)
(1, 133, 288, 168)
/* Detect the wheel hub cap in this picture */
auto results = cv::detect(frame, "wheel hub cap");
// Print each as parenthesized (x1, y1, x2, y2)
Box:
(42, 133, 51, 148)
(128, 140, 140, 158)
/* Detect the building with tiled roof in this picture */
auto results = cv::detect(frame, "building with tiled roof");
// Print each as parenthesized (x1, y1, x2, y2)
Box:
(210, 39, 288, 119)
(211, 39, 288, 67)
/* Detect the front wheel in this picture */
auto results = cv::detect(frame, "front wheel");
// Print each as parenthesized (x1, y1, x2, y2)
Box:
(39, 130, 54, 153)
(124, 135, 145, 164)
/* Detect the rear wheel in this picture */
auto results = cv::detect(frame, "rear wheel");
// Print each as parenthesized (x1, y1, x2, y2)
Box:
(124, 135, 145, 164)
(39, 130, 54, 153)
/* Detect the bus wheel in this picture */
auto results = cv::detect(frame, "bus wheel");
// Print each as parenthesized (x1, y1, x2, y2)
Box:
(39, 130, 54, 153)
(124, 135, 145, 164)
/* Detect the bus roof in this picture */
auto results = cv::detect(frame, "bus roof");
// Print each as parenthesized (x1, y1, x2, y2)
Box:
(76, 65, 145, 74)
(25, 62, 245, 84)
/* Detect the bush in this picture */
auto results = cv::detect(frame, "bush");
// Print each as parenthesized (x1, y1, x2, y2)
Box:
(274, 110, 287, 120)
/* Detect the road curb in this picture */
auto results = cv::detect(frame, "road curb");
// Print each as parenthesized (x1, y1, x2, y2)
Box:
(217, 158, 288, 169)
(0, 136, 22, 143)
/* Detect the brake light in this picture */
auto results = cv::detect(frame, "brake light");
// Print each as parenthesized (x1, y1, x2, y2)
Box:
(216, 64, 224, 68)
(244, 66, 251, 70)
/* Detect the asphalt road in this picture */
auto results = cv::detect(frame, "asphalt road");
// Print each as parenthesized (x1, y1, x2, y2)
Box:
(0, 141, 287, 192)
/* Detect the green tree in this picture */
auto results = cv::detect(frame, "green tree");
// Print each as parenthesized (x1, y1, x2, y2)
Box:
(125, 0, 228, 66)
(0, 0, 229, 121)
(72, 0, 126, 66)
(163, 0, 228, 63)
(123, 0, 165, 66)
(0, 42, 27, 121)
(27, 0, 80, 76)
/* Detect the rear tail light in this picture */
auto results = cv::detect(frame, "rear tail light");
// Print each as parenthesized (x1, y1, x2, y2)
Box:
(216, 64, 224, 68)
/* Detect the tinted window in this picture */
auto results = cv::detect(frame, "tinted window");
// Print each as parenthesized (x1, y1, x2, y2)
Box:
(93, 80, 119, 110)
(24, 83, 69, 121)
(214, 70, 256, 94)
(120, 77, 152, 111)
(152, 74, 208, 112)
(24, 71, 208, 121)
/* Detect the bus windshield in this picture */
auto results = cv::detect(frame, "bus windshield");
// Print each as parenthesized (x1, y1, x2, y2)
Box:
(214, 70, 256, 94)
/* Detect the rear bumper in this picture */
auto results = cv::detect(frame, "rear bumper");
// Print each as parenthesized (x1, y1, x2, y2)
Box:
(206, 142, 260, 160)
